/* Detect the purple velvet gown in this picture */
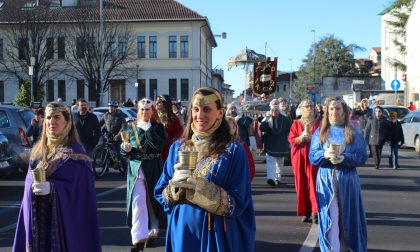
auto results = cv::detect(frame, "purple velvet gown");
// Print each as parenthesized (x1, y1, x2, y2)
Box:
(13, 142, 101, 252)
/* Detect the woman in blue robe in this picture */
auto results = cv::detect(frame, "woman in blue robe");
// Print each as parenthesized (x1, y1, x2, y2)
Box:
(155, 87, 256, 252)
(13, 102, 101, 252)
(309, 97, 368, 252)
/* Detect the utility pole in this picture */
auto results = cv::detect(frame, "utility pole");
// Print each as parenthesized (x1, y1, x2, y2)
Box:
(99, 0, 104, 106)
(289, 58, 292, 102)
(311, 29, 316, 82)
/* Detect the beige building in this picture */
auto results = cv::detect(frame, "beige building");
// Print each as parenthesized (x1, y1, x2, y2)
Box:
(0, 0, 216, 106)
(406, 0, 420, 107)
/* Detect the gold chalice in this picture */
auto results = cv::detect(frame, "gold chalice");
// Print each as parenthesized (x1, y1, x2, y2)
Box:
(32, 169, 46, 183)
(304, 124, 311, 134)
(121, 131, 130, 143)
(177, 151, 198, 173)
(330, 144, 341, 158)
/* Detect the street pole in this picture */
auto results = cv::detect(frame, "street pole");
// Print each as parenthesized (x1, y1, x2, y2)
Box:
(29, 57, 35, 104)
(99, 0, 104, 106)
(289, 58, 292, 102)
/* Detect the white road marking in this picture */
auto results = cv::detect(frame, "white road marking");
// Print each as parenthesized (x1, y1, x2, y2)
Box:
(299, 223, 318, 252)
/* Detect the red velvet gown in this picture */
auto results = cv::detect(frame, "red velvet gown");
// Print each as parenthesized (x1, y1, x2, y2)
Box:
(161, 116, 183, 161)
(288, 119, 321, 216)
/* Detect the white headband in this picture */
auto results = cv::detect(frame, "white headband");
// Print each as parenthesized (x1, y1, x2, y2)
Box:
(138, 98, 154, 109)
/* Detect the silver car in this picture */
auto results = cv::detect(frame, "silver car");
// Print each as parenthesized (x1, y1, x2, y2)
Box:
(0, 104, 34, 171)
(0, 130, 13, 178)
(401, 110, 420, 154)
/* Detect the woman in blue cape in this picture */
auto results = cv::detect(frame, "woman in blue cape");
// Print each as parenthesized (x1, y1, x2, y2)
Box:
(309, 97, 368, 252)
(13, 102, 101, 252)
(155, 87, 256, 252)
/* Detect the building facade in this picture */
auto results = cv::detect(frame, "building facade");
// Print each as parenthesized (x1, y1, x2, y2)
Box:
(0, 0, 216, 106)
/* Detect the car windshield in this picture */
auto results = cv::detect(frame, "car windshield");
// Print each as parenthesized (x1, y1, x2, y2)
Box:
(18, 109, 35, 128)
(125, 109, 137, 117)
(382, 107, 409, 119)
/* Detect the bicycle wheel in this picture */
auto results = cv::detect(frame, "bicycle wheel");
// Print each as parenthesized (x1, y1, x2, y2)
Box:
(92, 145, 110, 179)
(117, 157, 128, 176)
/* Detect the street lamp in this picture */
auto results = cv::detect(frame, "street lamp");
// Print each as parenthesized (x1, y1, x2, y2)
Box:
(99, 0, 104, 105)
(311, 29, 316, 82)
(289, 58, 292, 102)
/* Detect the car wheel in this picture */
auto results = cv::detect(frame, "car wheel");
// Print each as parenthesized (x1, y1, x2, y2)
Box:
(415, 136, 420, 155)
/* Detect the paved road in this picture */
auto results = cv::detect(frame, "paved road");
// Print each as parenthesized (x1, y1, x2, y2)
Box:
(1, 148, 420, 251)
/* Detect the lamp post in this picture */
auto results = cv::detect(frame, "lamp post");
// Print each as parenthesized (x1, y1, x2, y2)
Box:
(311, 29, 316, 82)
(99, 0, 104, 106)
(289, 58, 292, 102)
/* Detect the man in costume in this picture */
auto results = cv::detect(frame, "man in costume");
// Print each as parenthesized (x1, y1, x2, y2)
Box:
(260, 102, 291, 186)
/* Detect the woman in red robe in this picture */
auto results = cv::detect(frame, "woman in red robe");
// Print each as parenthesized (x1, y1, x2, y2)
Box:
(288, 99, 321, 224)
(155, 94, 183, 161)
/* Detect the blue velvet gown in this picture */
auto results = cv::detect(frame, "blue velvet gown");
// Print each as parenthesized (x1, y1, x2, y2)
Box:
(155, 140, 256, 252)
(309, 125, 368, 252)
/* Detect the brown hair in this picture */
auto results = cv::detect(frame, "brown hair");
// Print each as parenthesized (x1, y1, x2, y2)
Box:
(30, 102, 80, 161)
(182, 88, 231, 156)
(319, 97, 355, 144)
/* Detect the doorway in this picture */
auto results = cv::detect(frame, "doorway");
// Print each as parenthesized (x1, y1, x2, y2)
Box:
(109, 79, 126, 103)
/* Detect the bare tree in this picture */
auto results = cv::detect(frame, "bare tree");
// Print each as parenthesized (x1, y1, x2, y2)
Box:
(65, 10, 136, 106)
(0, 1, 63, 103)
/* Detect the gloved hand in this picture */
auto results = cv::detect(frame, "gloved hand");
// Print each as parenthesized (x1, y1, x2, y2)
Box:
(330, 155, 344, 165)
(32, 181, 51, 195)
(121, 142, 133, 152)
(176, 177, 222, 214)
(172, 167, 191, 182)
(324, 146, 336, 160)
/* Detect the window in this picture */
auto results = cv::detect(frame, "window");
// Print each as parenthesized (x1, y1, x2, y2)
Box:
(169, 79, 177, 100)
(77, 80, 85, 99)
(58, 80, 65, 101)
(169, 36, 177, 58)
(137, 79, 146, 99)
(149, 79, 157, 100)
(57, 37, 65, 59)
(0, 81, 4, 102)
(0, 111, 10, 128)
(137, 36, 145, 58)
(283, 84, 286, 92)
(180, 36, 189, 58)
(149, 36, 157, 58)
(76, 37, 85, 58)
(118, 37, 127, 56)
(88, 80, 96, 102)
(47, 80, 54, 102)
(181, 79, 189, 101)
(0, 39, 3, 60)
(46, 37, 54, 59)
(108, 38, 115, 58)
(18, 38, 28, 60)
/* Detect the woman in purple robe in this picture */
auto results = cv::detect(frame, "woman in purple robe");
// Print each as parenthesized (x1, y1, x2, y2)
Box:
(13, 102, 101, 252)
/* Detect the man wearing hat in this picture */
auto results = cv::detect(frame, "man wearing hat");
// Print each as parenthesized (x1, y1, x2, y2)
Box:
(100, 100, 127, 144)
(260, 103, 291, 186)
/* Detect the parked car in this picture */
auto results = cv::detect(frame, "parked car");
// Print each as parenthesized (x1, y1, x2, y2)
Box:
(371, 105, 410, 121)
(0, 130, 13, 179)
(401, 110, 420, 154)
(0, 104, 34, 171)
(93, 107, 137, 122)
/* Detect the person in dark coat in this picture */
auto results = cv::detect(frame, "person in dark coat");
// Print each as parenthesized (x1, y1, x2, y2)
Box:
(26, 108, 45, 146)
(73, 98, 101, 156)
(387, 111, 404, 169)
(364, 106, 388, 169)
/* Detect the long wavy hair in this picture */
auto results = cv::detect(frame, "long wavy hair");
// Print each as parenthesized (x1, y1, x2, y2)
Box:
(30, 102, 80, 161)
(182, 88, 232, 156)
(319, 97, 355, 144)
(156, 94, 177, 122)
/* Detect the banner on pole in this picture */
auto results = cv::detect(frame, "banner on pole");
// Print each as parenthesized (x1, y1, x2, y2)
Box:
(252, 57, 277, 97)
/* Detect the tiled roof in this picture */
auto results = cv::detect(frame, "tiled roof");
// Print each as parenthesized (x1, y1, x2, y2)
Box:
(0, 0, 206, 23)
(372, 47, 381, 53)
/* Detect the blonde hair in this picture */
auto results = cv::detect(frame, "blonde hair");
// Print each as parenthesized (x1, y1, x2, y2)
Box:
(30, 102, 80, 161)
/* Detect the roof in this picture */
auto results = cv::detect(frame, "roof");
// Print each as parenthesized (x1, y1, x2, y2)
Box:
(0, 0, 206, 22)
(372, 47, 381, 53)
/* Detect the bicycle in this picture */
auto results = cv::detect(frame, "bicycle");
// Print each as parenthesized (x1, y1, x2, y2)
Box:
(92, 133, 127, 179)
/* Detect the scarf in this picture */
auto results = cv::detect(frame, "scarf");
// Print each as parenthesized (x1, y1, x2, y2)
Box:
(46, 121, 71, 154)
(300, 109, 315, 125)
(190, 118, 223, 161)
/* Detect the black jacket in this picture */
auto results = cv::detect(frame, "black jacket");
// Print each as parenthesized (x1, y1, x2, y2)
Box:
(387, 120, 404, 145)
(74, 112, 101, 152)
(364, 115, 388, 146)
